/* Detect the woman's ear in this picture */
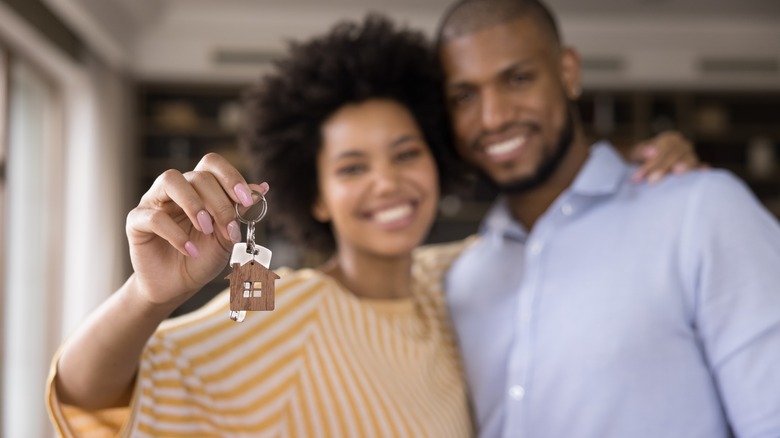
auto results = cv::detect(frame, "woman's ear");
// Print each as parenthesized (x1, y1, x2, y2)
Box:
(312, 198, 331, 223)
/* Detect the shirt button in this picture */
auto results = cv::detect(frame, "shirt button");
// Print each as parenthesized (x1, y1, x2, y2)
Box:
(509, 385, 525, 400)
(561, 203, 574, 216)
(529, 241, 543, 255)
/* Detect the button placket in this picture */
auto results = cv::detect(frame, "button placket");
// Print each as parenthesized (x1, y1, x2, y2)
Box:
(509, 385, 525, 400)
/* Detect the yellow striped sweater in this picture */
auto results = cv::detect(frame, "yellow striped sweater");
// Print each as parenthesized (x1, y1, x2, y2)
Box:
(46, 239, 474, 437)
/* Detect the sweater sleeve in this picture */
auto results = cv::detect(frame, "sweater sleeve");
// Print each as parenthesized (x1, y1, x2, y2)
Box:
(46, 345, 132, 438)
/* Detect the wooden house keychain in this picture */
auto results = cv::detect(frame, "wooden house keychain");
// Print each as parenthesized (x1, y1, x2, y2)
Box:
(225, 191, 280, 322)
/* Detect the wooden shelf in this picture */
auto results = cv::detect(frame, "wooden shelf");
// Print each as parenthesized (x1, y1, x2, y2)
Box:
(143, 125, 238, 139)
(134, 84, 780, 307)
(136, 82, 248, 195)
(135, 82, 284, 316)
(581, 89, 780, 218)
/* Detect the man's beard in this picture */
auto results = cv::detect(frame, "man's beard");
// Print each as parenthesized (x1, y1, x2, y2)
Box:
(477, 104, 575, 195)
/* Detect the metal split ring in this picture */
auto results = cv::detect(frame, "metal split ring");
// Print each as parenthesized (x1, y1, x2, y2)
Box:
(234, 190, 267, 224)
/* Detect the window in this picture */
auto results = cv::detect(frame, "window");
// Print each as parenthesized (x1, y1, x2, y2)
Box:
(0, 43, 8, 436)
(2, 49, 64, 438)
(1, 6, 133, 436)
(243, 281, 263, 298)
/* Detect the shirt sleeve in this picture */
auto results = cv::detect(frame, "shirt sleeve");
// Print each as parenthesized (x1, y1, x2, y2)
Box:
(680, 170, 780, 437)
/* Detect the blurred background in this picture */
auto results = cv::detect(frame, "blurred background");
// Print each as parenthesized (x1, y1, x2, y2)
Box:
(1, 0, 779, 435)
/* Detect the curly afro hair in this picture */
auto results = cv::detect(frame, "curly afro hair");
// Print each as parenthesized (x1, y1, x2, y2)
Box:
(243, 14, 461, 256)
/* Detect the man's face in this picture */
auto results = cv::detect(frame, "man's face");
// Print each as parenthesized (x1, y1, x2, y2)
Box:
(440, 16, 580, 192)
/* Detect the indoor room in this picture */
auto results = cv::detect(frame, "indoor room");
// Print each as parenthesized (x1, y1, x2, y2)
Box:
(1, 0, 779, 436)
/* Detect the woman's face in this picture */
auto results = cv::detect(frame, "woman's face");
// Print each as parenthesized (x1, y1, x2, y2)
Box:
(313, 99, 439, 259)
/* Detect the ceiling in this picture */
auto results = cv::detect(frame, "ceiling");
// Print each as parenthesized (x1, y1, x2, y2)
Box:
(41, 0, 780, 87)
(134, 0, 780, 20)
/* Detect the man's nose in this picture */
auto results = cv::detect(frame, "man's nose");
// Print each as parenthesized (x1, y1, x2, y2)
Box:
(480, 88, 513, 132)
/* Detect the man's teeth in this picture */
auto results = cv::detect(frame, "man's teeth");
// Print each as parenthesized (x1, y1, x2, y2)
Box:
(374, 204, 412, 224)
(486, 137, 525, 156)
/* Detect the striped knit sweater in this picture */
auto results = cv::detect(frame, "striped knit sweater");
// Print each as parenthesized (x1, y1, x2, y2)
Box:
(47, 239, 474, 437)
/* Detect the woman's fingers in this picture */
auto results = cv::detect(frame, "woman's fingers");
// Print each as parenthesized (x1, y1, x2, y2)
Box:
(631, 132, 698, 183)
(140, 169, 210, 235)
(185, 169, 242, 244)
(134, 154, 271, 253)
(194, 153, 256, 208)
(127, 205, 199, 258)
(193, 154, 271, 241)
(647, 146, 686, 184)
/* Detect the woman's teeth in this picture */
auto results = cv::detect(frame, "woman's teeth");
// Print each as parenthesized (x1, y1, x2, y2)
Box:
(373, 204, 412, 224)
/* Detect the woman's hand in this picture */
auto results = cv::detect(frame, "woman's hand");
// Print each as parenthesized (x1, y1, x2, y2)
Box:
(126, 153, 268, 308)
(629, 131, 706, 183)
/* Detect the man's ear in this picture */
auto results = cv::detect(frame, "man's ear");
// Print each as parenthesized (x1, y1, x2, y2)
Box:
(312, 198, 331, 223)
(560, 47, 582, 100)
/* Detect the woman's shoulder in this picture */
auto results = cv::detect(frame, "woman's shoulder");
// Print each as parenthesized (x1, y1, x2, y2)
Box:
(413, 236, 479, 269)
(412, 236, 479, 286)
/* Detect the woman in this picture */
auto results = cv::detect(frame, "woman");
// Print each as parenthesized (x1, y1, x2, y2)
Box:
(47, 15, 697, 437)
(49, 16, 472, 437)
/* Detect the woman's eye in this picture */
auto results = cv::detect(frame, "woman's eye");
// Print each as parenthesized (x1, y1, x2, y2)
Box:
(336, 164, 366, 176)
(395, 148, 422, 162)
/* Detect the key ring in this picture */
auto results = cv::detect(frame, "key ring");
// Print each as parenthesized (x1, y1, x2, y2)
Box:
(234, 191, 267, 255)
(234, 190, 267, 224)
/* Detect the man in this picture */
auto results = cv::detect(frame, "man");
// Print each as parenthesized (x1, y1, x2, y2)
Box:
(437, 1, 780, 437)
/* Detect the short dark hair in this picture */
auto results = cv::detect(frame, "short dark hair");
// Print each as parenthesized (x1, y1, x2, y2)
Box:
(243, 14, 460, 256)
(436, 0, 561, 48)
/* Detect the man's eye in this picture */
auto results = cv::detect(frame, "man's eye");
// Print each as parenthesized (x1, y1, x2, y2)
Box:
(508, 72, 531, 86)
(449, 90, 474, 106)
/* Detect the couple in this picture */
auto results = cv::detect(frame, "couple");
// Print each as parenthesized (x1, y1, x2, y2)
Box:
(48, 0, 780, 437)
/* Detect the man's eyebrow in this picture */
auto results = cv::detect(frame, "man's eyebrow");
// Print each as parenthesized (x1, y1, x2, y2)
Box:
(446, 59, 534, 89)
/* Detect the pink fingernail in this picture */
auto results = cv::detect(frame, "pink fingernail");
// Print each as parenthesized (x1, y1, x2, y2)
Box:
(184, 241, 200, 258)
(228, 221, 242, 243)
(197, 210, 214, 235)
(259, 182, 270, 195)
(673, 163, 688, 174)
(234, 183, 254, 207)
(643, 147, 658, 158)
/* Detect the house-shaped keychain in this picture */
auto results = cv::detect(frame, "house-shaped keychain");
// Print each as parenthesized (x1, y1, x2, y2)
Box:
(225, 242, 279, 321)
(225, 259, 280, 311)
(227, 193, 279, 321)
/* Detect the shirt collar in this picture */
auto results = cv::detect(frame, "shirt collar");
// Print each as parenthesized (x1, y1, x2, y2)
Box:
(480, 141, 630, 240)
(570, 141, 630, 197)
(481, 200, 527, 240)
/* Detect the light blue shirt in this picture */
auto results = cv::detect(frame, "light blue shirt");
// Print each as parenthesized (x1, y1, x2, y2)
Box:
(446, 142, 780, 438)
